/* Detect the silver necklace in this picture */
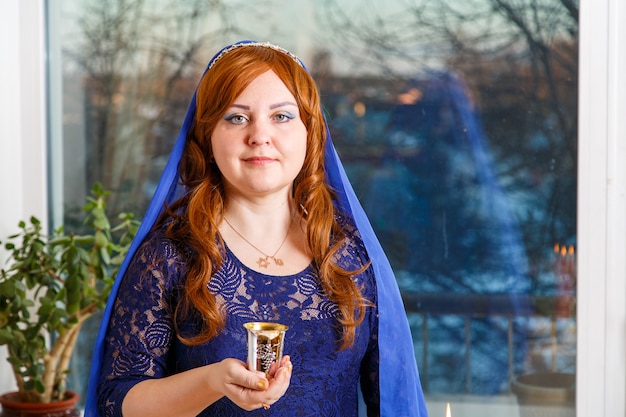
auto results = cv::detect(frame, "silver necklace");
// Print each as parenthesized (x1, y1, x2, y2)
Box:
(223, 215, 294, 268)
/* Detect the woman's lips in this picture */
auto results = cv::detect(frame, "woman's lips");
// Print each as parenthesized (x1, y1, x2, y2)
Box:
(243, 156, 275, 165)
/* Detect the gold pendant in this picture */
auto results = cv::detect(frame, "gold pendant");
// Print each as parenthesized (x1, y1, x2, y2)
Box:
(257, 257, 270, 268)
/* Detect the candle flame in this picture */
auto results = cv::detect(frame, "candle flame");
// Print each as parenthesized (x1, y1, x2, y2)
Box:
(445, 402, 451, 417)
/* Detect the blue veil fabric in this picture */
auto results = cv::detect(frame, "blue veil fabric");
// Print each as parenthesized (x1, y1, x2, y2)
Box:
(84, 40, 428, 417)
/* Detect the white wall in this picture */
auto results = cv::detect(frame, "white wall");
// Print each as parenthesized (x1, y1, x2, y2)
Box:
(0, 0, 48, 394)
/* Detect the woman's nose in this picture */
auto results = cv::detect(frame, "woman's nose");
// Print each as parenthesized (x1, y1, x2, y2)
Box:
(247, 119, 272, 146)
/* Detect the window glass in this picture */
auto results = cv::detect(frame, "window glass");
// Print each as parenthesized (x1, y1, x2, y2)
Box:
(51, 1, 578, 414)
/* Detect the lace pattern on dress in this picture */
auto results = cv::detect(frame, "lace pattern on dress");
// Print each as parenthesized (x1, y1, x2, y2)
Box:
(97, 216, 380, 417)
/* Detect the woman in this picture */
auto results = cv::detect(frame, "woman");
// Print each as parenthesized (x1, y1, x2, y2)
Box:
(85, 41, 427, 417)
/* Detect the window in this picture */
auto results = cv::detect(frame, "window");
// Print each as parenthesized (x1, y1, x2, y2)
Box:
(49, 1, 579, 415)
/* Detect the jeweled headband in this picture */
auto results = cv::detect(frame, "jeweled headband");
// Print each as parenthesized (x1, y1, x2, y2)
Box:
(207, 41, 303, 71)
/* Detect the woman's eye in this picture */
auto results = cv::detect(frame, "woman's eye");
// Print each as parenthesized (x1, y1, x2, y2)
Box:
(274, 112, 296, 122)
(224, 114, 247, 124)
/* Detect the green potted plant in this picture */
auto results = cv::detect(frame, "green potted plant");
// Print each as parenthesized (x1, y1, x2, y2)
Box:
(0, 184, 138, 414)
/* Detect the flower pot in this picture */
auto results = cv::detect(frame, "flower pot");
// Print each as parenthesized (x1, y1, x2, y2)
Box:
(511, 372, 575, 417)
(0, 391, 80, 417)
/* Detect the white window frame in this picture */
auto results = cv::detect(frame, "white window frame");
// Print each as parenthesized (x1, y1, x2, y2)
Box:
(577, 0, 626, 416)
(0, 1, 624, 415)
(0, 0, 48, 394)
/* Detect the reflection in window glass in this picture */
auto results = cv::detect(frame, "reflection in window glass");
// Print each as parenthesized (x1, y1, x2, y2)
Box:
(51, 0, 577, 414)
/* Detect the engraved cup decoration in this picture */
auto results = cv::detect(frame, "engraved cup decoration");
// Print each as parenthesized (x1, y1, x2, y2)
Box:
(244, 322, 288, 376)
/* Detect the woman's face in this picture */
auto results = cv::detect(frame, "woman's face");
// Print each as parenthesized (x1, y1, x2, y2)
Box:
(211, 70, 307, 200)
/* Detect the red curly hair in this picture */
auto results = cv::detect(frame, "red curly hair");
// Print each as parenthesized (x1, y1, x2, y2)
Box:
(162, 44, 369, 350)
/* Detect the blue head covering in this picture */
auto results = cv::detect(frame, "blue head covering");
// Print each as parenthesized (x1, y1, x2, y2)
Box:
(84, 40, 428, 417)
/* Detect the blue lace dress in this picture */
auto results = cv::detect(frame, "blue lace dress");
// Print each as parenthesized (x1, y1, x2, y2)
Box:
(96, 220, 380, 417)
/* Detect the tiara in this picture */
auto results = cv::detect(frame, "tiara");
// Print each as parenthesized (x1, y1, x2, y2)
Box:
(207, 41, 302, 71)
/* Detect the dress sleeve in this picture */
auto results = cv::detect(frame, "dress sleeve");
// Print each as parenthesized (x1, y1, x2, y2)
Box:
(339, 216, 381, 416)
(359, 266, 381, 417)
(96, 230, 184, 417)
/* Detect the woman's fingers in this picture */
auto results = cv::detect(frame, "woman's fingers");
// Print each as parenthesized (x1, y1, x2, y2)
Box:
(261, 356, 292, 405)
(267, 355, 292, 379)
(214, 357, 293, 411)
(247, 357, 293, 409)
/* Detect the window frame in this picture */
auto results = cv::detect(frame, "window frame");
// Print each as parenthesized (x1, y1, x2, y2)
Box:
(577, 0, 626, 415)
(0, 0, 48, 394)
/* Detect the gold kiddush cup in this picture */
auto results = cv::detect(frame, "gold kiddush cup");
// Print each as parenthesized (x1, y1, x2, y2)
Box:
(244, 322, 288, 376)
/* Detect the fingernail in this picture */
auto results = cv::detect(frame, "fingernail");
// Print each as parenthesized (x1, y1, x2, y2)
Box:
(257, 380, 268, 390)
